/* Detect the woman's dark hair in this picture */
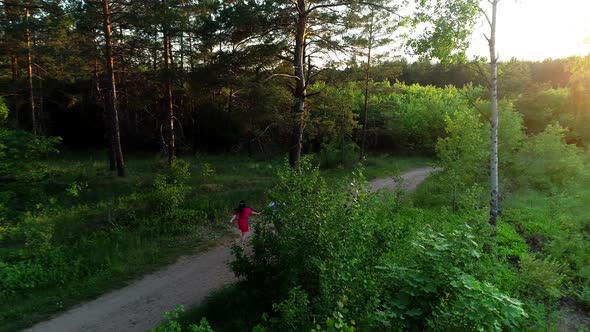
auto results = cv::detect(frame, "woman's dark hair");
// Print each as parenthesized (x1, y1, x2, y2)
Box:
(235, 200, 246, 214)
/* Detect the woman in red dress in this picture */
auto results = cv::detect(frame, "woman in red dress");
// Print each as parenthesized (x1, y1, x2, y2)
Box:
(229, 200, 261, 243)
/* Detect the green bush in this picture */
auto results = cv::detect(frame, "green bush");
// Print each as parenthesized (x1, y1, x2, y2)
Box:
(0, 128, 61, 215)
(516, 124, 584, 189)
(385, 84, 477, 154)
(319, 142, 359, 168)
(372, 226, 526, 331)
(151, 159, 191, 216)
(229, 162, 527, 331)
(152, 306, 214, 332)
(496, 222, 528, 263)
(0, 97, 7, 124)
(270, 287, 312, 331)
(517, 254, 565, 300)
(434, 107, 487, 210)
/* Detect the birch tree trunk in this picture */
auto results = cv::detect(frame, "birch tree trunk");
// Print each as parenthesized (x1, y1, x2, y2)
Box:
(288, 0, 308, 167)
(102, 0, 126, 177)
(163, 0, 175, 167)
(360, 9, 375, 160)
(488, 0, 499, 227)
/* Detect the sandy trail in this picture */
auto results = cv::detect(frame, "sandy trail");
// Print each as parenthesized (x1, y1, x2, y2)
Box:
(27, 244, 237, 332)
(27, 167, 439, 332)
(369, 167, 441, 192)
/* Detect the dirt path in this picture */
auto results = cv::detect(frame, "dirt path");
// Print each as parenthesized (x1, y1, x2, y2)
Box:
(369, 167, 441, 192)
(26, 243, 237, 332)
(27, 167, 438, 332)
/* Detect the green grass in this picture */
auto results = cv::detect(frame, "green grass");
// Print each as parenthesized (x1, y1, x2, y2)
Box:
(0, 151, 433, 332)
(0, 226, 229, 332)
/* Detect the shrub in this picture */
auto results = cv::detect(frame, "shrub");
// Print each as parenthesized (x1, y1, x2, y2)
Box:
(270, 287, 312, 331)
(151, 160, 191, 215)
(372, 226, 527, 331)
(0, 128, 61, 214)
(517, 254, 565, 300)
(516, 124, 583, 189)
(230, 162, 527, 331)
(319, 142, 359, 168)
(152, 306, 214, 332)
(434, 108, 487, 210)
(0, 97, 7, 124)
(496, 222, 528, 263)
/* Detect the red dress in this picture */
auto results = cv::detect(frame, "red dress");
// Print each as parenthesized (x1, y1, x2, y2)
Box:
(235, 208, 253, 232)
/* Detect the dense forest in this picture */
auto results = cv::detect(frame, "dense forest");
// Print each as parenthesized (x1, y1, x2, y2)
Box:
(1, 0, 589, 331)
(2, 0, 587, 157)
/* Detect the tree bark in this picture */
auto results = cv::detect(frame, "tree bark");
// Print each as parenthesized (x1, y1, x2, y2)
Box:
(152, 26, 158, 70)
(102, 0, 126, 177)
(11, 55, 18, 81)
(180, 32, 184, 72)
(11, 54, 19, 127)
(188, 31, 194, 72)
(37, 65, 43, 135)
(488, 0, 499, 227)
(25, 7, 36, 135)
(288, 0, 308, 167)
(360, 9, 375, 160)
(94, 58, 101, 98)
(163, 0, 175, 167)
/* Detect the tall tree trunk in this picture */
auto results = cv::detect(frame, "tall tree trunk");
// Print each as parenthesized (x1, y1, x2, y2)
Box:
(25, 7, 36, 135)
(11, 54, 19, 127)
(163, 0, 175, 167)
(488, 0, 499, 227)
(360, 9, 375, 160)
(102, 0, 126, 177)
(11, 55, 18, 81)
(289, 1, 308, 167)
(94, 58, 101, 98)
(153, 26, 158, 70)
(37, 65, 43, 135)
(180, 32, 184, 72)
(188, 31, 194, 72)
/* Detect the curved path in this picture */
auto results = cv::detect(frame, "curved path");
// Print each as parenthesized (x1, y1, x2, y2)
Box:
(369, 167, 441, 192)
(27, 244, 237, 332)
(27, 167, 439, 332)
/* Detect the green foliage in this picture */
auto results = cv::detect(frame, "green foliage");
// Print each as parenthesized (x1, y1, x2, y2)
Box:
(516, 124, 584, 189)
(319, 142, 359, 168)
(228, 164, 528, 331)
(152, 306, 214, 332)
(515, 88, 570, 134)
(0, 97, 7, 124)
(0, 128, 61, 216)
(496, 222, 528, 262)
(373, 225, 526, 331)
(271, 287, 311, 331)
(437, 104, 487, 174)
(200, 163, 216, 178)
(386, 83, 476, 154)
(307, 82, 360, 146)
(517, 254, 565, 300)
(152, 160, 192, 216)
(410, 0, 479, 63)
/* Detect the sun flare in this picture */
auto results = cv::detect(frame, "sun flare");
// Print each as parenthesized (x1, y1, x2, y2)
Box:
(469, 0, 590, 60)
